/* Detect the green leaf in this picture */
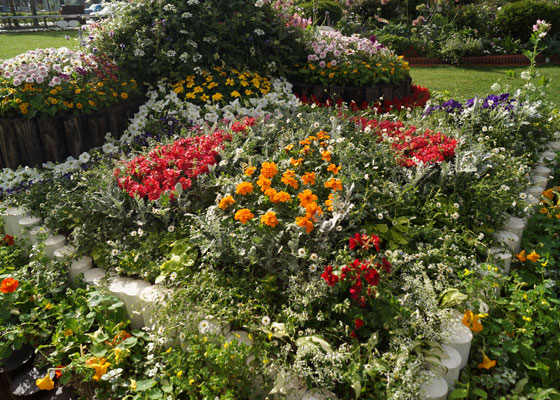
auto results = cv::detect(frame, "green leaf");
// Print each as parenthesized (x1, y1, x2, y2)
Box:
(147, 388, 163, 399)
(60, 371, 72, 385)
(472, 388, 488, 399)
(448, 388, 468, 398)
(121, 336, 138, 348)
(439, 288, 467, 308)
(351, 378, 361, 399)
(135, 379, 156, 392)
(90, 343, 107, 358)
(374, 224, 388, 233)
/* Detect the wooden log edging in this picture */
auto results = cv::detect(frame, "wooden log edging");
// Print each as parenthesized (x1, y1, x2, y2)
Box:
(291, 76, 412, 104)
(0, 97, 144, 170)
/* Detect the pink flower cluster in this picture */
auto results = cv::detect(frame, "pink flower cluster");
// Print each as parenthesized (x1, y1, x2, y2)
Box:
(355, 118, 457, 167)
(115, 130, 232, 200)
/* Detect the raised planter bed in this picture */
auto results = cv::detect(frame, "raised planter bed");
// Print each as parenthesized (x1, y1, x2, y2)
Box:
(0, 98, 144, 170)
(291, 77, 412, 104)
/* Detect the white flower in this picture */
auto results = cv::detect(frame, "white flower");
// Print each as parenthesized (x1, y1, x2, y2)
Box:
(198, 320, 210, 333)
(170, 272, 177, 280)
(168, 225, 175, 232)
(297, 248, 306, 257)
(519, 193, 527, 199)
(309, 264, 318, 273)
(336, 225, 342, 231)
(137, 228, 144, 236)
(490, 83, 501, 92)
(310, 253, 318, 261)
(130, 231, 137, 237)
(452, 212, 460, 220)
(111, 249, 120, 257)
(313, 122, 320, 128)
(261, 316, 271, 326)
(478, 233, 485, 240)
(254, 29, 265, 36)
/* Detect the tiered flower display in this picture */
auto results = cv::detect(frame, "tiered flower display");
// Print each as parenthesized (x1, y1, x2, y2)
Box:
(294, 30, 410, 86)
(0, 48, 140, 118)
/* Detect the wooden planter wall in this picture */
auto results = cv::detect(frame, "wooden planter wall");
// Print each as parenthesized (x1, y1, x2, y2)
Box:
(0, 98, 144, 170)
(291, 77, 413, 104)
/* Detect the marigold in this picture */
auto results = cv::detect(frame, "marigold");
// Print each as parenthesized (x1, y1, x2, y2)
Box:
(301, 172, 316, 185)
(327, 163, 341, 175)
(260, 162, 278, 179)
(1, 277, 19, 293)
(272, 191, 291, 203)
(245, 166, 256, 176)
(121, 92, 128, 99)
(325, 193, 335, 212)
(321, 151, 332, 162)
(261, 211, 279, 228)
(298, 189, 318, 207)
(305, 202, 323, 221)
(234, 209, 254, 224)
(281, 170, 299, 189)
(218, 195, 236, 210)
(296, 216, 314, 233)
(324, 177, 343, 192)
(256, 175, 272, 192)
(236, 182, 254, 195)
(290, 157, 303, 167)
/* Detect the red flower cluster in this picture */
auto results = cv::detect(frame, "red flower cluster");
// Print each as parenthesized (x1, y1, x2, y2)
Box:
(1, 234, 14, 246)
(296, 85, 430, 113)
(349, 233, 380, 252)
(231, 117, 256, 133)
(115, 130, 232, 200)
(355, 117, 457, 167)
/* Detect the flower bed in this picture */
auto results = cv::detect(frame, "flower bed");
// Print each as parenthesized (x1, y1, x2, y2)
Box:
(0, 48, 143, 169)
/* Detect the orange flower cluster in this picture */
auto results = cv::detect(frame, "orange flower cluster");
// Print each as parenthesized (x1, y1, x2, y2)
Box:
(1, 277, 19, 293)
(218, 130, 343, 233)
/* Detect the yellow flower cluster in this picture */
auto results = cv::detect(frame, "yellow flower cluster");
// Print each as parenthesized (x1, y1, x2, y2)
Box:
(0, 78, 138, 118)
(218, 130, 344, 234)
(171, 67, 272, 106)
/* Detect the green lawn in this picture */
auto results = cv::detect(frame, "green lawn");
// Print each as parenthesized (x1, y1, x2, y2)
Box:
(0, 31, 80, 60)
(410, 65, 560, 106)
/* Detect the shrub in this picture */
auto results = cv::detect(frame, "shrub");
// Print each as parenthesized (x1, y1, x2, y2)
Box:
(495, 0, 560, 42)
(440, 32, 483, 64)
(299, 0, 343, 26)
(84, 0, 308, 83)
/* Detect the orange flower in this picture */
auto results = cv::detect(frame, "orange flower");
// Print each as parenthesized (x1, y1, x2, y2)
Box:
(261, 211, 279, 228)
(300, 145, 311, 155)
(296, 216, 314, 233)
(298, 189, 318, 207)
(272, 191, 292, 203)
(527, 250, 540, 263)
(218, 195, 236, 210)
(245, 166, 256, 176)
(1, 277, 19, 294)
(260, 162, 278, 179)
(301, 172, 316, 186)
(236, 182, 254, 195)
(2, 234, 14, 246)
(327, 163, 341, 175)
(478, 352, 496, 369)
(462, 310, 484, 333)
(256, 175, 272, 192)
(121, 92, 128, 99)
(321, 151, 331, 162)
(290, 157, 303, 167)
(316, 131, 329, 140)
(325, 193, 335, 212)
(305, 202, 323, 221)
(281, 170, 299, 189)
(543, 188, 554, 200)
(234, 209, 254, 224)
(516, 250, 527, 262)
(86, 357, 111, 381)
(284, 144, 294, 152)
(324, 178, 343, 192)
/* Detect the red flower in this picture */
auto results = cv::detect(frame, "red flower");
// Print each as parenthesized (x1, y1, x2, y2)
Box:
(355, 318, 364, 330)
(2, 235, 14, 246)
(54, 365, 65, 379)
(349, 233, 380, 252)
(1, 277, 19, 293)
(364, 267, 380, 286)
(382, 257, 392, 274)
(320, 265, 339, 286)
(350, 330, 357, 338)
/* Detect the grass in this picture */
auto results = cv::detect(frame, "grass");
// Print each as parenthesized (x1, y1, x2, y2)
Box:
(410, 65, 560, 106)
(0, 31, 80, 60)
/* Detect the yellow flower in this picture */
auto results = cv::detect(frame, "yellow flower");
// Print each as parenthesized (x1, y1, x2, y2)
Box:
(36, 373, 55, 391)
(522, 316, 532, 322)
(218, 195, 236, 210)
(200, 94, 209, 102)
(225, 78, 235, 86)
(211, 92, 223, 101)
(261, 211, 279, 228)
(231, 90, 241, 97)
(44, 303, 54, 309)
(234, 209, 254, 224)
(63, 328, 73, 336)
(516, 250, 527, 262)
(478, 352, 496, 369)
(86, 357, 111, 381)
(189, 379, 195, 385)
(527, 250, 540, 262)
(245, 89, 253, 95)
(177, 370, 183, 377)
(236, 182, 254, 195)
(130, 379, 137, 390)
